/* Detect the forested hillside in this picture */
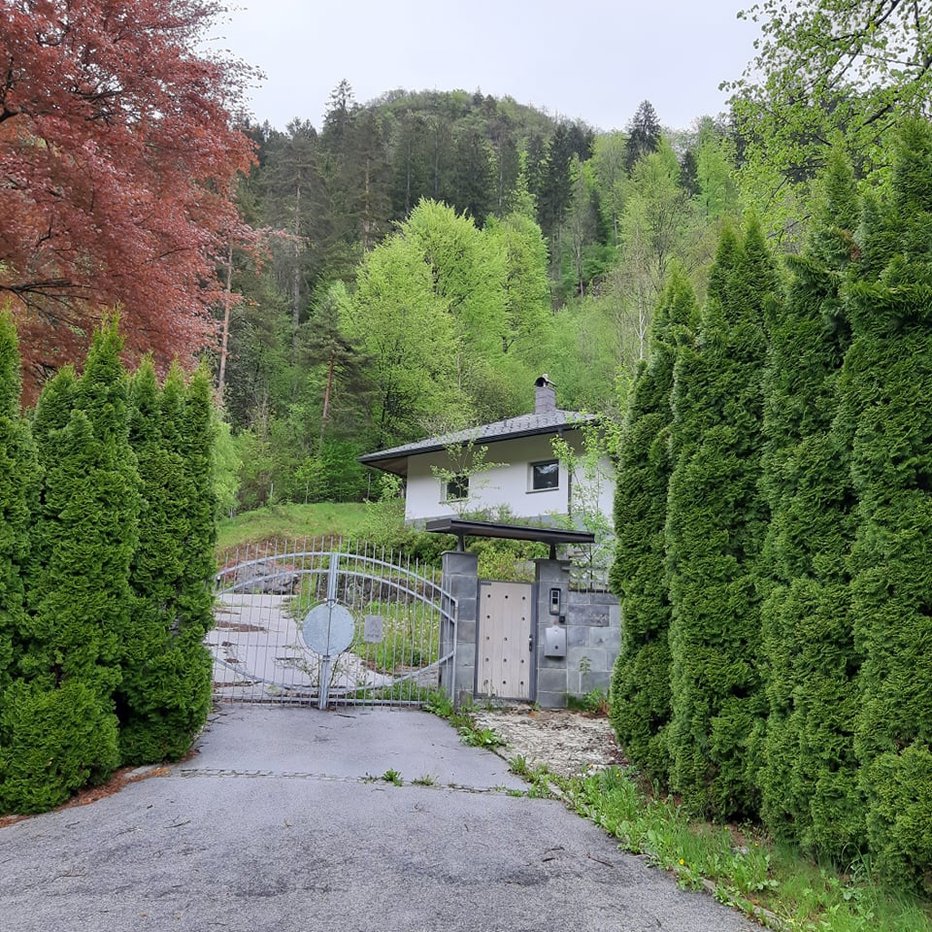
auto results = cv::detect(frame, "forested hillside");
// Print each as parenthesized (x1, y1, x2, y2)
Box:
(222, 85, 738, 508)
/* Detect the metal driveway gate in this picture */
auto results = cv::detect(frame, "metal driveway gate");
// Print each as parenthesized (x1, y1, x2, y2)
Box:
(209, 540, 457, 708)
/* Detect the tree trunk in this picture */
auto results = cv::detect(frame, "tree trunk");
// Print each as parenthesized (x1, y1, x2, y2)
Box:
(217, 241, 234, 401)
(292, 183, 302, 354)
(320, 348, 335, 445)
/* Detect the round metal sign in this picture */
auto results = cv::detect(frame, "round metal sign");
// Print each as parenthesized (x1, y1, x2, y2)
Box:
(301, 602, 355, 657)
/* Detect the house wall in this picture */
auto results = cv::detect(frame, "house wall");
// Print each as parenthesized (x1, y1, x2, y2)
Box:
(404, 434, 572, 523)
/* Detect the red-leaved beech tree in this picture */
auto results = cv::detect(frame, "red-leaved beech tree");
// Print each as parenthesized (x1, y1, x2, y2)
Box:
(0, 0, 256, 398)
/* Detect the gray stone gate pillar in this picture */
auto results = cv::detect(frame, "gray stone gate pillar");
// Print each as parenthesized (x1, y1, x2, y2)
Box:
(534, 558, 571, 708)
(440, 550, 478, 706)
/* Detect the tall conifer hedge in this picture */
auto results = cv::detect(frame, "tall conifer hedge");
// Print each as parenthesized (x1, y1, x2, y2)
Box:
(0, 314, 41, 807)
(609, 267, 697, 783)
(0, 323, 139, 811)
(842, 121, 932, 892)
(118, 363, 214, 763)
(665, 221, 775, 818)
(758, 152, 864, 856)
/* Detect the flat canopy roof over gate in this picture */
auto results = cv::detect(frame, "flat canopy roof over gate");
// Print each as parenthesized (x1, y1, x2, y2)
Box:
(425, 518, 595, 558)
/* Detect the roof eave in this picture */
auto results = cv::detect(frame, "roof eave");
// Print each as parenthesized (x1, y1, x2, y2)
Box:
(357, 418, 595, 471)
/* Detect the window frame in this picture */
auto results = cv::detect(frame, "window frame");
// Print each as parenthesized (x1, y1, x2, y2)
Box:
(443, 474, 469, 502)
(528, 458, 560, 493)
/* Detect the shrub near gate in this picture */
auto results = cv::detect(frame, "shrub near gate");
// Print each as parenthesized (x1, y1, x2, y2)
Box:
(0, 319, 222, 813)
(665, 221, 775, 819)
(3, 323, 139, 811)
(609, 267, 697, 785)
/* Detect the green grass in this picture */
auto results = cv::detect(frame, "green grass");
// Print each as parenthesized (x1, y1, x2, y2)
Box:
(217, 502, 370, 555)
(561, 767, 932, 931)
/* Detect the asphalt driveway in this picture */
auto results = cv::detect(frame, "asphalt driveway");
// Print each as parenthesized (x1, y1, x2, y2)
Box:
(0, 705, 756, 932)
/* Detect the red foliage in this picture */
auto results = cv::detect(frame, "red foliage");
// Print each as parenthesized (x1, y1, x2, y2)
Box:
(0, 0, 256, 398)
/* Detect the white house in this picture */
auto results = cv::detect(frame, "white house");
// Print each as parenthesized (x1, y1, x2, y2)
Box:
(359, 376, 614, 527)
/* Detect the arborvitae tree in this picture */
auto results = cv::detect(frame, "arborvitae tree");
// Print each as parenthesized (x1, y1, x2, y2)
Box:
(624, 100, 662, 172)
(117, 360, 195, 763)
(1, 322, 139, 812)
(609, 268, 697, 783)
(665, 220, 775, 818)
(758, 150, 863, 856)
(1, 411, 121, 811)
(0, 315, 38, 693)
(30, 365, 77, 454)
(178, 364, 218, 648)
(843, 121, 932, 892)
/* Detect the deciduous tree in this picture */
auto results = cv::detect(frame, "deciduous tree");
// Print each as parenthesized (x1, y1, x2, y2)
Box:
(0, 0, 255, 396)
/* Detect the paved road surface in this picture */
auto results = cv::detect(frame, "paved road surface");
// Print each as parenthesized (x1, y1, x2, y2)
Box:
(0, 706, 756, 932)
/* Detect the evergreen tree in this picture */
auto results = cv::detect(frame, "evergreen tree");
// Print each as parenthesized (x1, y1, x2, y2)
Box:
(609, 268, 697, 783)
(117, 361, 197, 762)
(624, 100, 662, 172)
(1, 322, 139, 812)
(665, 221, 775, 818)
(0, 313, 40, 693)
(450, 126, 494, 224)
(843, 121, 932, 891)
(758, 150, 863, 856)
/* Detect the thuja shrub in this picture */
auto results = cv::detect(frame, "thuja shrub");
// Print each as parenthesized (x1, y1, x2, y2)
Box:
(0, 313, 38, 693)
(1, 322, 139, 812)
(665, 222, 775, 819)
(118, 362, 216, 764)
(757, 151, 864, 857)
(843, 121, 932, 892)
(118, 361, 191, 762)
(609, 267, 697, 784)
(0, 314, 41, 808)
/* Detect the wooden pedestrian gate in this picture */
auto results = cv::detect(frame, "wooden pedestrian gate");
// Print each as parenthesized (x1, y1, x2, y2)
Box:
(209, 540, 457, 708)
(477, 581, 534, 701)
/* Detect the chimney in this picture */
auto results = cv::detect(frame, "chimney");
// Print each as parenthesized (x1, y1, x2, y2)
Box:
(534, 374, 557, 414)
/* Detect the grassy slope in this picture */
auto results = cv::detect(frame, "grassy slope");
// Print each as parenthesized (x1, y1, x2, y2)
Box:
(216, 502, 371, 556)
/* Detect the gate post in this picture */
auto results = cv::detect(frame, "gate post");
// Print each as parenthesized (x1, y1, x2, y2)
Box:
(534, 558, 571, 708)
(441, 550, 479, 706)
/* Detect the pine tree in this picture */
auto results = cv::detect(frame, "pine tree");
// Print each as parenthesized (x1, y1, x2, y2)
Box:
(843, 121, 932, 891)
(609, 267, 697, 783)
(624, 100, 662, 172)
(665, 221, 775, 818)
(758, 150, 863, 856)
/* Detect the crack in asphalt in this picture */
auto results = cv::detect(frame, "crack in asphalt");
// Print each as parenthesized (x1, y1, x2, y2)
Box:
(177, 767, 522, 795)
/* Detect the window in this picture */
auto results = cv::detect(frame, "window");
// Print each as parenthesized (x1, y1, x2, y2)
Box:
(444, 474, 469, 501)
(529, 459, 559, 492)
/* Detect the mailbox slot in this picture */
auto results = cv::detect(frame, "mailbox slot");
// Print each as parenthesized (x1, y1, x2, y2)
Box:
(543, 625, 566, 659)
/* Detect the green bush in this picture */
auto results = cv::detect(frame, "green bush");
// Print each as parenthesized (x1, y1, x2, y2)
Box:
(4, 322, 140, 811)
(117, 362, 200, 762)
(608, 266, 697, 784)
(843, 121, 932, 892)
(665, 222, 774, 819)
(0, 313, 39, 695)
(0, 678, 119, 813)
(757, 150, 864, 856)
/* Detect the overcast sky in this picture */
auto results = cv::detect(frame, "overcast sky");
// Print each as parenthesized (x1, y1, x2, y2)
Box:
(208, 1, 762, 133)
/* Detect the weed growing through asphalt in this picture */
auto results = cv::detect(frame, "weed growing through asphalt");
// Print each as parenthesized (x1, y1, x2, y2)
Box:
(381, 769, 403, 786)
(412, 774, 436, 786)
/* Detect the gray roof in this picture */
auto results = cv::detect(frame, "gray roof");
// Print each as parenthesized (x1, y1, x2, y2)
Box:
(359, 409, 596, 476)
